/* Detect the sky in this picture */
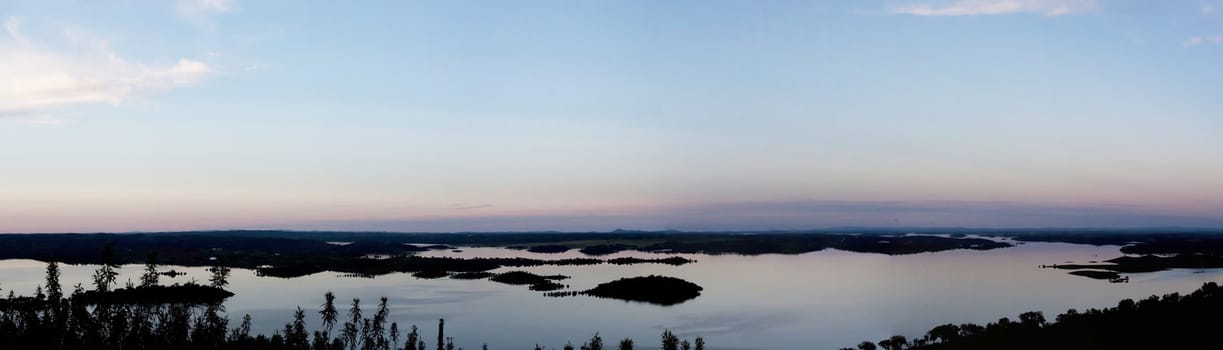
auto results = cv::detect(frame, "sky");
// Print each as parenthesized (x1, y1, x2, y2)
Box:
(2, 0, 1223, 233)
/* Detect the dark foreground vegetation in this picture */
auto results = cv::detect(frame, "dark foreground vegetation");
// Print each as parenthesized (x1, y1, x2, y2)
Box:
(545, 276, 703, 306)
(841, 280, 1223, 350)
(0, 260, 707, 350)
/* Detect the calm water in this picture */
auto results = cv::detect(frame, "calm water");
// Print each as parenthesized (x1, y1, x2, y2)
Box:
(3, 241, 1222, 350)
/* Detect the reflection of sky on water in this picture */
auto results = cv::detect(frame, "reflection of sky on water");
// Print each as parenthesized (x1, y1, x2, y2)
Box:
(662, 310, 802, 335)
(3, 243, 1223, 350)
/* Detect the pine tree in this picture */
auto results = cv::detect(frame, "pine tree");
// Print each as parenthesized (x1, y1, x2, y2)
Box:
(390, 322, 400, 350)
(344, 298, 362, 350)
(92, 244, 120, 292)
(45, 261, 62, 301)
(406, 325, 420, 350)
(436, 319, 445, 350)
(618, 338, 634, 350)
(209, 263, 231, 289)
(661, 330, 679, 350)
(141, 253, 159, 287)
(321, 291, 339, 342)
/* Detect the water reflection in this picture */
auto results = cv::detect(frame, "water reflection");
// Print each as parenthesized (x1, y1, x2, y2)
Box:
(1, 242, 1221, 350)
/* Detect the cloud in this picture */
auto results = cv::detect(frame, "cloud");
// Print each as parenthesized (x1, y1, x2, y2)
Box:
(1183, 35, 1223, 47)
(179, 0, 235, 14)
(177, 0, 236, 28)
(891, 0, 1099, 16)
(0, 17, 214, 119)
(4, 17, 30, 45)
(446, 203, 493, 210)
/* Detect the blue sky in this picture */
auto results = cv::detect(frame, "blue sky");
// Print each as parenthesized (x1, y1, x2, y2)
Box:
(2, 0, 1223, 232)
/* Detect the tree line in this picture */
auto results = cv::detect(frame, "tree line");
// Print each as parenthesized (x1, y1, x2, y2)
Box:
(842, 280, 1223, 350)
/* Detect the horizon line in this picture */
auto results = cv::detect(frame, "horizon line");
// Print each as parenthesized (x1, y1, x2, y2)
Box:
(6, 226, 1223, 235)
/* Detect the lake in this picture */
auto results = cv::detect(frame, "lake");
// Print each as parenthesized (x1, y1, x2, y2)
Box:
(2, 240, 1220, 349)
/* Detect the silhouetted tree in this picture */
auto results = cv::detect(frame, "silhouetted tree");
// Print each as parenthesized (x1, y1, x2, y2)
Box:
(344, 298, 362, 350)
(581, 332, 603, 350)
(195, 302, 228, 347)
(45, 261, 62, 301)
(878, 335, 906, 350)
(284, 307, 310, 349)
(618, 338, 634, 350)
(322, 291, 339, 344)
(857, 341, 877, 350)
(141, 253, 159, 287)
(209, 263, 231, 289)
(436, 319, 445, 350)
(661, 330, 679, 350)
(958, 323, 984, 338)
(391, 322, 400, 350)
(92, 243, 120, 292)
(230, 314, 252, 341)
(370, 297, 390, 350)
(925, 324, 960, 344)
(1018, 311, 1046, 328)
(406, 325, 420, 350)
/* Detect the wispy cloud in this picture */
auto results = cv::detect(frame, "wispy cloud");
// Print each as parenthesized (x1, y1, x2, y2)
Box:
(891, 0, 1099, 16)
(447, 203, 494, 210)
(179, 0, 235, 15)
(1182, 35, 1223, 47)
(0, 17, 214, 120)
(177, 0, 237, 29)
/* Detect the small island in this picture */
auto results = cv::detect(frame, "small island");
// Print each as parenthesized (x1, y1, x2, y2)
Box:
(1067, 270, 1121, 280)
(525, 245, 572, 253)
(73, 284, 234, 305)
(578, 275, 703, 306)
(411, 270, 450, 279)
(490, 271, 570, 291)
(449, 271, 495, 280)
(579, 244, 634, 256)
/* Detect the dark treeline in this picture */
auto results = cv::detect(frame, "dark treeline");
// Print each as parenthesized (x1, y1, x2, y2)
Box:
(0, 232, 1011, 269)
(841, 280, 1223, 350)
(0, 260, 706, 350)
(1004, 231, 1223, 250)
(1050, 254, 1223, 274)
(254, 255, 694, 279)
(1017, 232, 1223, 278)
